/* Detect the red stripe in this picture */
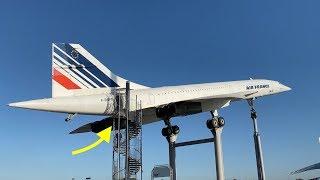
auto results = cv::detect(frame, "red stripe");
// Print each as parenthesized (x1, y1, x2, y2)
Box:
(52, 68, 81, 90)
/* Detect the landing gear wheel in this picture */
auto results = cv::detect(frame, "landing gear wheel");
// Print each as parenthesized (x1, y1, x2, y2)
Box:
(162, 127, 172, 137)
(206, 119, 214, 129)
(206, 118, 220, 129)
(218, 117, 225, 127)
(213, 119, 219, 128)
(251, 111, 257, 119)
(172, 125, 180, 135)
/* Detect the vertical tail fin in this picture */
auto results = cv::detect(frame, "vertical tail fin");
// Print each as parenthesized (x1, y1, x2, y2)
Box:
(51, 43, 148, 97)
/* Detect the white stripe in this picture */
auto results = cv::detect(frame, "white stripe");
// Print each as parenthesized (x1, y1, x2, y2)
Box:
(53, 44, 108, 87)
(52, 53, 99, 88)
(70, 44, 141, 89)
(53, 53, 98, 88)
(52, 59, 89, 89)
(70, 44, 118, 81)
(53, 44, 82, 66)
(52, 58, 91, 89)
(82, 67, 108, 87)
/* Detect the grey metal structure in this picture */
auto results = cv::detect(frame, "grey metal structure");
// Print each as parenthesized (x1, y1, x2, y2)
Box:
(125, 82, 130, 178)
(151, 165, 172, 180)
(160, 110, 226, 180)
(206, 110, 225, 180)
(112, 81, 143, 180)
(160, 132, 177, 180)
(161, 122, 179, 180)
(174, 138, 214, 147)
(172, 134, 225, 180)
(212, 127, 224, 180)
(248, 99, 266, 180)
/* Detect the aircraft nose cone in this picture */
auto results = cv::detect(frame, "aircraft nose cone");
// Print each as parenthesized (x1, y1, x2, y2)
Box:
(8, 102, 27, 108)
(8, 101, 35, 109)
(280, 84, 291, 92)
(8, 99, 49, 109)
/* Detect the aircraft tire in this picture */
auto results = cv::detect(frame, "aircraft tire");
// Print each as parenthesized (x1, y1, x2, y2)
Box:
(162, 127, 172, 137)
(172, 125, 180, 135)
(206, 119, 214, 129)
(218, 117, 225, 127)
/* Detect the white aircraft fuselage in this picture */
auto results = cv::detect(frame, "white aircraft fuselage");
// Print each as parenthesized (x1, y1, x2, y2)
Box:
(9, 79, 290, 124)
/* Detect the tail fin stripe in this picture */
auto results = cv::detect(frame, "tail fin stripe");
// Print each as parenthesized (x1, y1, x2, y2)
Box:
(54, 43, 119, 87)
(53, 55, 98, 88)
(53, 53, 103, 88)
(53, 61, 89, 89)
(52, 68, 81, 90)
(53, 44, 82, 66)
(56, 44, 118, 87)
(53, 47, 108, 88)
(51, 43, 148, 97)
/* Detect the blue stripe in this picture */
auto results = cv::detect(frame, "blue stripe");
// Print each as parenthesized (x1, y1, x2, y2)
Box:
(53, 61, 89, 88)
(53, 47, 106, 88)
(53, 56, 97, 88)
(54, 43, 119, 87)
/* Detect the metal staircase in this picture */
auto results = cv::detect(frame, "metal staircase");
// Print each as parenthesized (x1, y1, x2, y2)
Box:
(112, 82, 143, 180)
(129, 121, 142, 139)
(128, 157, 141, 175)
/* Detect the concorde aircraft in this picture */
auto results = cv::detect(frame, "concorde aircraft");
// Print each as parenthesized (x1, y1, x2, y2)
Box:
(9, 43, 291, 133)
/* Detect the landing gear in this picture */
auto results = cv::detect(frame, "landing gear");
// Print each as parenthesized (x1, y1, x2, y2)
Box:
(248, 98, 266, 180)
(65, 113, 76, 122)
(207, 110, 225, 180)
(161, 118, 179, 180)
(206, 116, 225, 129)
(162, 125, 180, 137)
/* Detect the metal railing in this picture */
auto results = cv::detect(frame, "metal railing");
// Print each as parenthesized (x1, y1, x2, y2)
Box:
(112, 82, 143, 180)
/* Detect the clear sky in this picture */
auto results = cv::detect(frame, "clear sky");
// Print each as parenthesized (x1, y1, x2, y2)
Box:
(1, 0, 320, 180)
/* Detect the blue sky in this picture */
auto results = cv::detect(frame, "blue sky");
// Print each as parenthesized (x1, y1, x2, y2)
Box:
(1, 0, 320, 179)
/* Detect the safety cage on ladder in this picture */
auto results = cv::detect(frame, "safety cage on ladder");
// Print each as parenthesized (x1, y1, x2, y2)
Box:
(112, 87, 143, 180)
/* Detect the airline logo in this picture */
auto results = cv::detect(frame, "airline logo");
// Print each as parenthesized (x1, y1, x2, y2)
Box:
(246, 84, 270, 90)
(52, 43, 119, 89)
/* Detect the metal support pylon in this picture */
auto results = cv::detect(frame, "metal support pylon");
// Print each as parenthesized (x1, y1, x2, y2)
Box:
(248, 99, 266, 180)
(212, 127, 224, 180)
(167, 134, 177, 180)
(207, 110, 225, 180)
(125, 81, 130, 179)
(161, 119, 179, 180)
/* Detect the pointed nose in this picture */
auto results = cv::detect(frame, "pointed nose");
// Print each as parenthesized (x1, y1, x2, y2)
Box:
(8, 101, 37, 109)
(280, 84, 291, 92)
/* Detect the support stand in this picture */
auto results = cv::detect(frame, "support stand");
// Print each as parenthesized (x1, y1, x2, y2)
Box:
(161, 119, 179, 180)
(159, 110, 226, 180)
(212, 127, 224, 180)
(248, 99, 266, 180)
(206, 111, 225, 180)
(125, 81, 130, 180)
(167, 134, 177, 180)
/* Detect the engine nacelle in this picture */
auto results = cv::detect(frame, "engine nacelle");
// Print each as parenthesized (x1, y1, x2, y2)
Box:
(156, 102, 202, 119)
(156, 104, 176, 119)
(175, 102, 202, 116)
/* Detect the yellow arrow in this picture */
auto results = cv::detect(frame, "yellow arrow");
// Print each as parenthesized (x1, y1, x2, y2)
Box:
(97, 127, 112, 143)
(72, 126, 112, 156)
